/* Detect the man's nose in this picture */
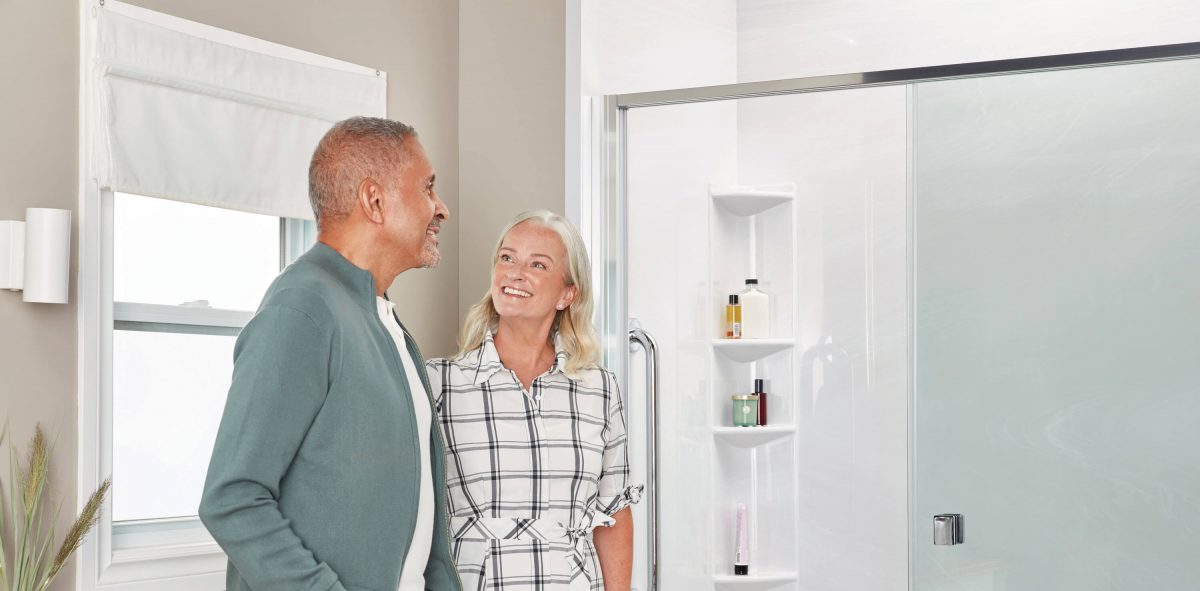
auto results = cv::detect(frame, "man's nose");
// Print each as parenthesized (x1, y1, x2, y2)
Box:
(433, 191, 449, 220)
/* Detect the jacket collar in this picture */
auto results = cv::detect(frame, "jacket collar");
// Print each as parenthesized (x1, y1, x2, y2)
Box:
(467, 330, 573, 386)
(301, 241, 379, 313)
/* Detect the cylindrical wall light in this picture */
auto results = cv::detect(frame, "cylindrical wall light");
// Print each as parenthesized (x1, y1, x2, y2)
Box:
(0, 208, 72, 304)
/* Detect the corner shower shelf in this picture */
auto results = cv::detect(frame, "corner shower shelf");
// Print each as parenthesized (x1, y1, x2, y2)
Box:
(712, 339, 795, 363)
(710, 183, 795, 217)
(713, 425, 796, 447)
(712, 573, 799, 590)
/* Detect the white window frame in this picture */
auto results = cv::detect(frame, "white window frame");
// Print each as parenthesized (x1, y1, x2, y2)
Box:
(76, 3, 333, 589)
(82, 192, 308, 590)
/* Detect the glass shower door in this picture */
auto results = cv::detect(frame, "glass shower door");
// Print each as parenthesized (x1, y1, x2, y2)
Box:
(912, 56, 1200, 590)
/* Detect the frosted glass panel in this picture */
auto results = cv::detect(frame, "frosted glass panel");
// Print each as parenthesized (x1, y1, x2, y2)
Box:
(113, 330, 235, 522)
(912, 58, 1200, 590)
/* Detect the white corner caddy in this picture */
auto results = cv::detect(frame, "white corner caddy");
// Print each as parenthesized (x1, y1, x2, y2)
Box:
(707, 183, 799, 590)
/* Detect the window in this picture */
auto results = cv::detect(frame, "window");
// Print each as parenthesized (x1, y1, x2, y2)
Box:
(79, 2, 383, 588)
(93, 191, 315, 586)
(109, 193, 310, 527)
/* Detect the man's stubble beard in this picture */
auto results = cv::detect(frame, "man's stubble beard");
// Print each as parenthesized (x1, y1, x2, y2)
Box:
(419, 240, 441, 269)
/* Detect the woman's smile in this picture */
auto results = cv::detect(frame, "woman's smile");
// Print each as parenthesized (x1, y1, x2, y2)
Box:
(502, 286, 532, 298)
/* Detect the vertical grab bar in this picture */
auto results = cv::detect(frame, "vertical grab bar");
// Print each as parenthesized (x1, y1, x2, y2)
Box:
(629, 328, 659, 591)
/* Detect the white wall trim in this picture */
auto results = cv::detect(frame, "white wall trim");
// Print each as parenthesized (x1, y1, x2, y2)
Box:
(75, 1, 276, 588)
(78, 2, 104, 588)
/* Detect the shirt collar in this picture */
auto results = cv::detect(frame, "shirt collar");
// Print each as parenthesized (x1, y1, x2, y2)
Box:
(376, 296, 399, 327)
(377, 295, 395, 314)
(470, 330, 573, 386)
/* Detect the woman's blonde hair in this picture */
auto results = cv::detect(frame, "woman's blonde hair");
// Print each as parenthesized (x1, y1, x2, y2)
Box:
(458, 210, 599, 377)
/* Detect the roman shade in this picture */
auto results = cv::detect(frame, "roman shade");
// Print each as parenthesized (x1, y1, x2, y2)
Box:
(89, 1, 387, 220)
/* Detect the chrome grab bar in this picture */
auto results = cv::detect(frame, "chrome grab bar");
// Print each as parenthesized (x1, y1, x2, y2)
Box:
(628, 327, 659, 591)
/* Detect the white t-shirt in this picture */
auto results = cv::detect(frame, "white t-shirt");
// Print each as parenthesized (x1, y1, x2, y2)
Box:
(376, 297, 434, 591)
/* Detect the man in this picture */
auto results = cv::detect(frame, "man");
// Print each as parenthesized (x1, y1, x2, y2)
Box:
(199, 117, 461, 591)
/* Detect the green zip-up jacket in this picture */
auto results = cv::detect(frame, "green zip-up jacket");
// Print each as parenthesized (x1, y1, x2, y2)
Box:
(199, 242, 461, 591)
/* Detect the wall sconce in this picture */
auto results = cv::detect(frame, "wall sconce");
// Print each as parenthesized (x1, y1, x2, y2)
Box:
(1, 208, 72, 304)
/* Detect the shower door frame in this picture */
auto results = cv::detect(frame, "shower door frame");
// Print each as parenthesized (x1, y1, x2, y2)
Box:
(589, 40, 1200, 591)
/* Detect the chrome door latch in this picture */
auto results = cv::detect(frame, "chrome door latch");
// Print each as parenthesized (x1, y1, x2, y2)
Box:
(933, 514, 964, 545)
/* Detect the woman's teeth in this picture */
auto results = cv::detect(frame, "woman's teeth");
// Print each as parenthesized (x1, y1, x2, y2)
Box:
(503, 287, 531, 297)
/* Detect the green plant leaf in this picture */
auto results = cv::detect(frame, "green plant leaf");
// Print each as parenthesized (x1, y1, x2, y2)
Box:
(0, 424, 110, 591)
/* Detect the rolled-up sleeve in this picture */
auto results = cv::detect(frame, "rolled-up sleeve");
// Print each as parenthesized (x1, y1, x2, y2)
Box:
(596, 370, 644, 516)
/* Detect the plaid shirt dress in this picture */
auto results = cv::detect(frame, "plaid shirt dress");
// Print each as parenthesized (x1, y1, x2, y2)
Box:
(426, 332, 643, 591)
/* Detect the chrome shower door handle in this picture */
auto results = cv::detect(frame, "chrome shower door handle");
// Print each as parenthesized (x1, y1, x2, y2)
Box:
(629, 327, 660, 591)
(933, 514, 964, 545)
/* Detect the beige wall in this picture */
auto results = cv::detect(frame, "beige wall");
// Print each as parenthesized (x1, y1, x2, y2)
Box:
(0, 1, 80, 589)
(458, 0, 567, 326)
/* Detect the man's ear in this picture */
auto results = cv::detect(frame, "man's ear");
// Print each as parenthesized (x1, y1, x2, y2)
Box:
(357, 177, 385, 224)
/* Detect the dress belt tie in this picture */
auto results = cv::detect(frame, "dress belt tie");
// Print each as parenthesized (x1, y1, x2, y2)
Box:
(450, 514, 614, 590)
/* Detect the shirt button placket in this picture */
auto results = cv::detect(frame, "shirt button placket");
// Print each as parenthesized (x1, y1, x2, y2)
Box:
(533, 379, 549, 513)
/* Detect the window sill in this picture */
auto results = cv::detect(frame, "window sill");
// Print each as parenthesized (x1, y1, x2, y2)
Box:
(89, 519, 226, 589)
(97, 542, 224, 589)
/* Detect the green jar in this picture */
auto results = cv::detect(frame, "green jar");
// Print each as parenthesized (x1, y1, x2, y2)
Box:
(732, 394, 760, 427)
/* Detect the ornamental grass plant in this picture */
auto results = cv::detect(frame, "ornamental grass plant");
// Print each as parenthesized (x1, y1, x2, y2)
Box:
(1, 425, 110, 591)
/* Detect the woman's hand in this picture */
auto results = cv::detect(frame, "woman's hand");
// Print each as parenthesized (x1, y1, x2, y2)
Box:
(593, 507, 634, 591)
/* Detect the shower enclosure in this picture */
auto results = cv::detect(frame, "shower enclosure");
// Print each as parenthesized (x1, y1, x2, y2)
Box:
(588, 44, 1200, 591)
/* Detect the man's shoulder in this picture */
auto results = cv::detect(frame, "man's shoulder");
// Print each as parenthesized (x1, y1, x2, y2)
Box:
(256, 259, 352, 325)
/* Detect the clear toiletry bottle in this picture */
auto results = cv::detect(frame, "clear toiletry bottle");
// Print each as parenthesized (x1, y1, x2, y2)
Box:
(725, 294, 742, 339)
(754, 378, 767, 426)
(740, 279, 769, 339)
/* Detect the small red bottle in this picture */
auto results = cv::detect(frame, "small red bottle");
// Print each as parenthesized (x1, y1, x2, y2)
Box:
(754, 378, 767, 426)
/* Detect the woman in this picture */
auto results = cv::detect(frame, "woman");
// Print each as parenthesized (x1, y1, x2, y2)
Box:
(427, 210, 641, 591)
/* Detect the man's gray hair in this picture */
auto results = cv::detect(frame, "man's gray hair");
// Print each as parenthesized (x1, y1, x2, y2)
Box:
(308, 117, 417, 227)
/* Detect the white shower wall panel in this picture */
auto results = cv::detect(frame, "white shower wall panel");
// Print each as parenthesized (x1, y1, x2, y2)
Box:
(737, 87, 910, 590)
(582, 0, 737, 95)
(736, 0, 1200, 83)
(626, 100, 739, 591)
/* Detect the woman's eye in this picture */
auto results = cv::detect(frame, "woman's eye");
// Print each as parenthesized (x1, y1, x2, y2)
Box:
(500, 254, 512, 262)
(532, 261, 546, 269)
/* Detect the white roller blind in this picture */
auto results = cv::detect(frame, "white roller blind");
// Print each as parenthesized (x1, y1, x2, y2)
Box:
(89, 1, 387, 220)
